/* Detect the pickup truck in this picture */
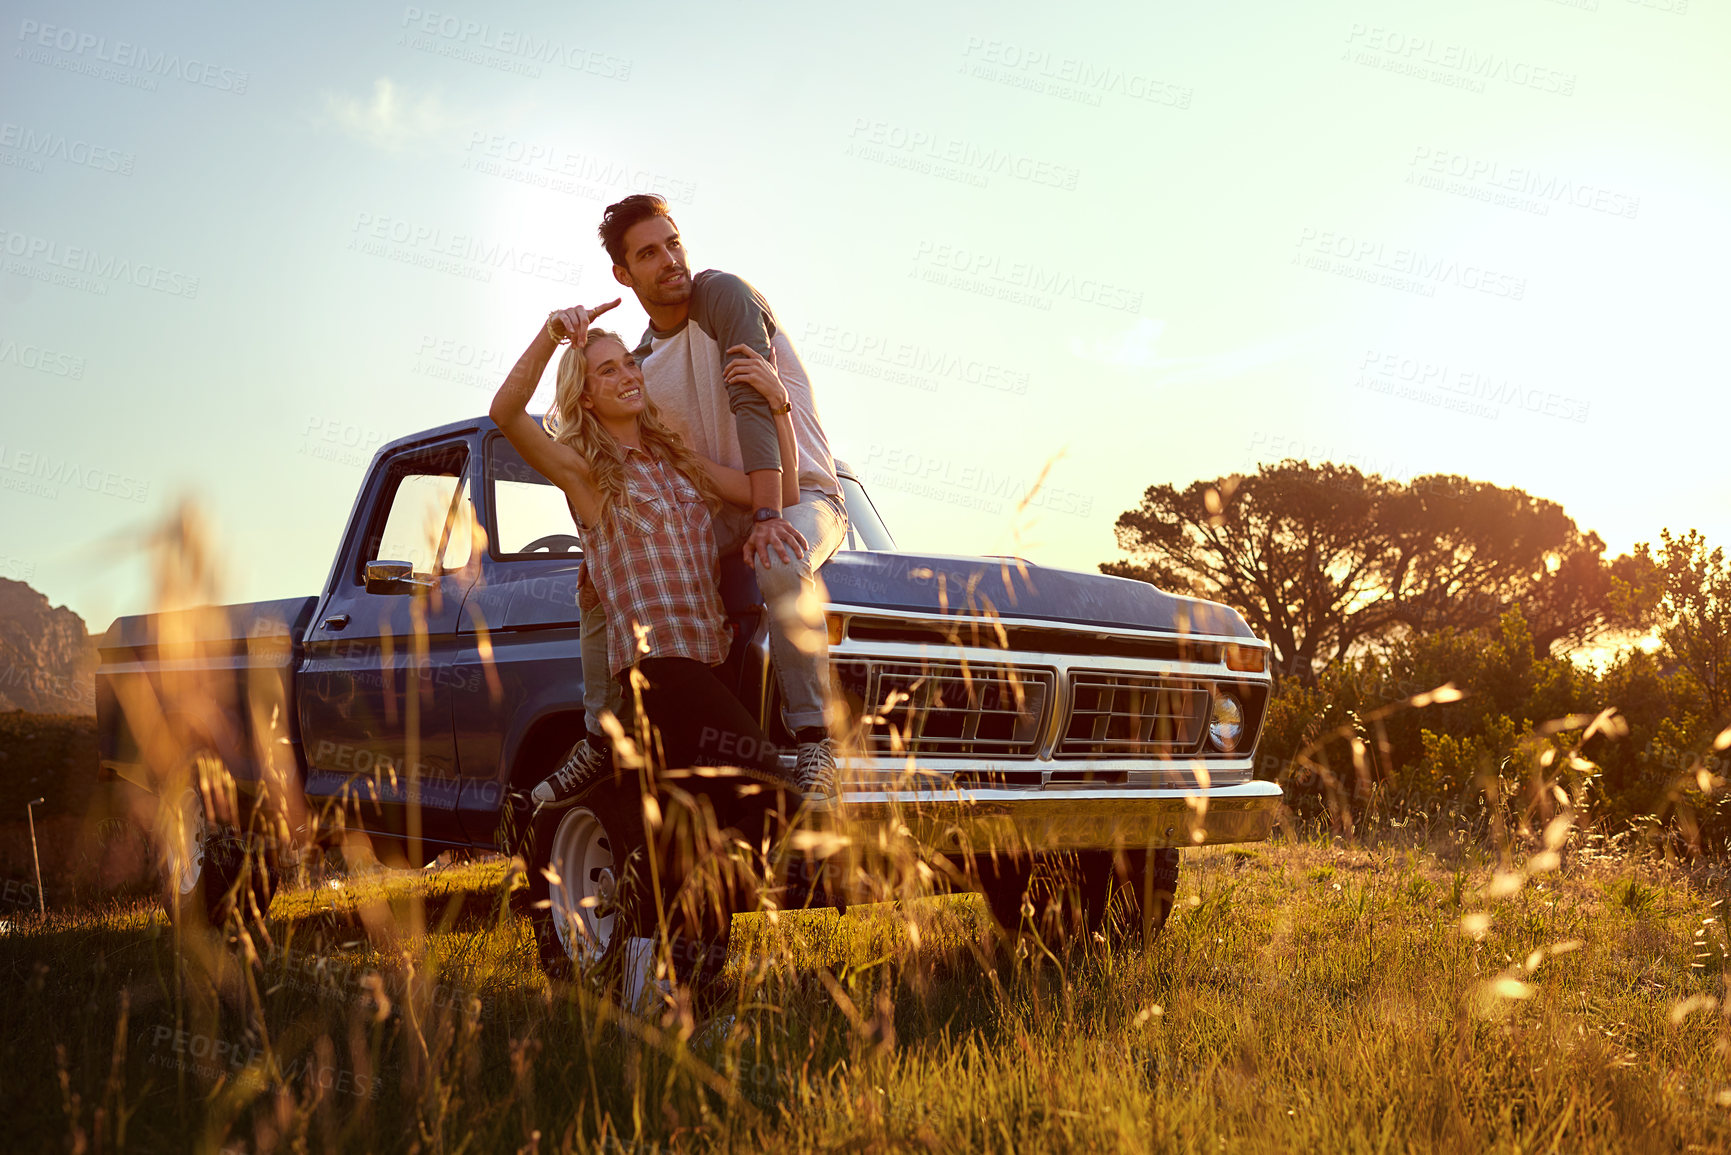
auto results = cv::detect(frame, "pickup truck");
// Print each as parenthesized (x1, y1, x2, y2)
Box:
(96, 416, 1282, 970)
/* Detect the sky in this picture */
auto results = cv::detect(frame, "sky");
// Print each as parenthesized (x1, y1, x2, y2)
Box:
(2, 0, 1727, 633)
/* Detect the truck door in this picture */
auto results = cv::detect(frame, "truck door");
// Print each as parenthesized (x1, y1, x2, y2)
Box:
(298, 439, 479, 857)
(447, 432, 588, 843)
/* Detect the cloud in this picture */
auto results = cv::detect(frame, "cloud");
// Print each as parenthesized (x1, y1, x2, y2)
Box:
(324, 78, 455, 150)
(1069, 319, 1308, 386)
(1070, 317, 1167, 368)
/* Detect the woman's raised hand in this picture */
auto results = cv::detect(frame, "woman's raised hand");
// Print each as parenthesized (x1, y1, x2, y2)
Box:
(723, 344, 790, 409)
(546, 298, 621, 348)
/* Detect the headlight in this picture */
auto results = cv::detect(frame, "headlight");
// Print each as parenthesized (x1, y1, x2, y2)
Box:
(1208, 692, 1245, 751)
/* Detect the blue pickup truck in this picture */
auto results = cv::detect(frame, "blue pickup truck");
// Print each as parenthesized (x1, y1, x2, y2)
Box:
(96, 416, 1281, 970)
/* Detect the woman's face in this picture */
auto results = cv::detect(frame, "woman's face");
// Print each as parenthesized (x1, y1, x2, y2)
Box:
(579, 337, 646, 421)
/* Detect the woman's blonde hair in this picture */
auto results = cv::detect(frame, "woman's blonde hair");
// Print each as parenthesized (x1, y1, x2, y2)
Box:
(541, 329, 723, 527)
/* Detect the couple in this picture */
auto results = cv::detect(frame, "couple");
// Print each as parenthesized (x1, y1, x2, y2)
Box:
(488, 194, 847, 810)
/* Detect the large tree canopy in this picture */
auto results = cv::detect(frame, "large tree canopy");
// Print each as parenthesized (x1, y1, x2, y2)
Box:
(1102, 460, 1639, 682)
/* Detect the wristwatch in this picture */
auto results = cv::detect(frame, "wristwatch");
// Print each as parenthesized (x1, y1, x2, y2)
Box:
(769, 400, 792, 416)
(753, 507, 783, 524)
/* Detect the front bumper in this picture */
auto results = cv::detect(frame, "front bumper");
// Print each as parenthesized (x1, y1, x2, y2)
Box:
(836, 779, 1283, 853)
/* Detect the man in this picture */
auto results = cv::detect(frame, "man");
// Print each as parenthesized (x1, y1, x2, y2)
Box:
(532, 194, 848, 808)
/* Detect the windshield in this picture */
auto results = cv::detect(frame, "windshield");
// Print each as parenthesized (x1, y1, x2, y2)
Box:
(839, 476, 895, 551)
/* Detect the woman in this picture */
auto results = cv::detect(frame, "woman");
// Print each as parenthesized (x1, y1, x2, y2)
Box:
(487, 300, 806, 796)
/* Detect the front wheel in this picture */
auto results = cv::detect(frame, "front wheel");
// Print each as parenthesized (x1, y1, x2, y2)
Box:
(155, 763, 276, 931)
(519, 785, 732, 1007)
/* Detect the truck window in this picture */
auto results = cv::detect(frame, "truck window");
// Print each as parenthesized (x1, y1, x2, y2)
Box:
(365, 450, 472, 579)
(486, 434, 583, 558)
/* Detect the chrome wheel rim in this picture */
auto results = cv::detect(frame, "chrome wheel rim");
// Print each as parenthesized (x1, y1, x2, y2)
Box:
(548, 807, 617, 964)
(168, 787, 206, 897)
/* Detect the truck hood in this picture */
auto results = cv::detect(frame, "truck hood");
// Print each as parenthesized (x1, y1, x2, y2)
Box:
(819, 551, 1255, 639)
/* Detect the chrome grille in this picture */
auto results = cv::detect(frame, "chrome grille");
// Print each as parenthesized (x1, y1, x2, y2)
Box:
(1059, 671, 1207, 757)
(834, 658, 1051, 756)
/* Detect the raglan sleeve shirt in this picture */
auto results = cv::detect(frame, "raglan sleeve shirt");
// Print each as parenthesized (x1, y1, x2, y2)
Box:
(688, 270, 782, 476)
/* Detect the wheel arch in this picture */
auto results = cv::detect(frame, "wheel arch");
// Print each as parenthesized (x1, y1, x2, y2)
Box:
(500, 707, 590, 791)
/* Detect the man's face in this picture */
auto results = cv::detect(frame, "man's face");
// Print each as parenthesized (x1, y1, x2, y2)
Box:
(614, 214, 691, 307)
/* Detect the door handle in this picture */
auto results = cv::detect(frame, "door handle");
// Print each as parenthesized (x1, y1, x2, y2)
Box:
(322, 614, 350, 631)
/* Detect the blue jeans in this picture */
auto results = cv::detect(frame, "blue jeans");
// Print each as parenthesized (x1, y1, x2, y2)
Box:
(581, 489, 848, 735)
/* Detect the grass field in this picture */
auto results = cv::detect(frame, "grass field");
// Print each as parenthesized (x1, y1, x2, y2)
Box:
(4, 816, 1731, 1154)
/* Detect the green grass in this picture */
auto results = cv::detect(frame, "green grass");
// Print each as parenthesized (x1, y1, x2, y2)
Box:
(5, 829, 1731, 1153)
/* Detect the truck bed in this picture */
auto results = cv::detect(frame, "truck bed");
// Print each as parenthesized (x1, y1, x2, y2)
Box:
(96, 596, 317, 789)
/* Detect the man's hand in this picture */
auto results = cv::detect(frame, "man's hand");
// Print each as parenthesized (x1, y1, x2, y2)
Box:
(723, 344, 790, 409)
(744, 517, 809, 569)
(547, 298, 622, 347)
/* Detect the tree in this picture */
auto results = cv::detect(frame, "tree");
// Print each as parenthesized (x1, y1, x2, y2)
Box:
(1635, 529, 1731, 725)
(1103, 459, 1639, 683)
(1101, 461, 1392, 683)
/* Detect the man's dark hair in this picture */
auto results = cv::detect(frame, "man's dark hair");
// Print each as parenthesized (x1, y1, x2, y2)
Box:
(599, 194, 674, 266)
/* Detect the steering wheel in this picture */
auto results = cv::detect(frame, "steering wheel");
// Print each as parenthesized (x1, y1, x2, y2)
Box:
(519, 534, 583, 554)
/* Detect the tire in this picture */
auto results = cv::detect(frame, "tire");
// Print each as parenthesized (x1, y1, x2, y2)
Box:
(519, 781, 733, 1006)
(975, 854, 1035, 933)
(978, 848, 1180, 944)
(155, 766, 276, 931)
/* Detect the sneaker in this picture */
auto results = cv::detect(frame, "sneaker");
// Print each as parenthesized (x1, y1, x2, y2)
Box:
(531, 738, 610, 812)
(794, 738, 839, 804)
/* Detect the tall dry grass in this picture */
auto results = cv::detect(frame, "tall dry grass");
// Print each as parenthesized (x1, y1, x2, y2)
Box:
(8, 820, 1731, 1151)
(10, 500, 1731, 1153)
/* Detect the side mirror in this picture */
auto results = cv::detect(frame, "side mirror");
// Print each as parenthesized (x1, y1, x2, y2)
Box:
(365, 560, 434, 595)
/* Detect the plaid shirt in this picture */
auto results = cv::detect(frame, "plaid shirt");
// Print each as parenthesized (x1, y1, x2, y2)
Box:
(577, 447, 729, 676)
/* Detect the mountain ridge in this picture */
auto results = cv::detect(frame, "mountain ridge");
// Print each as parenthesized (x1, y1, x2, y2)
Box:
(0, 578, 97, 715)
